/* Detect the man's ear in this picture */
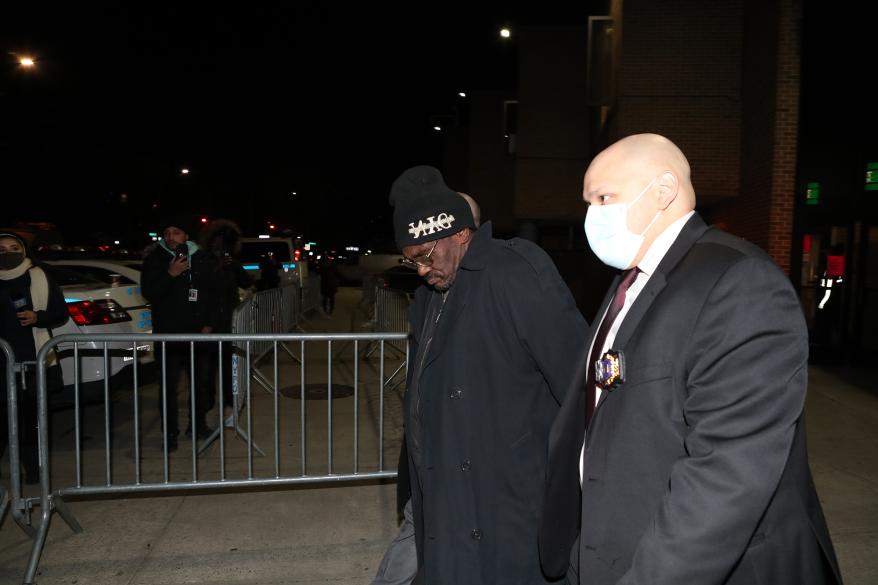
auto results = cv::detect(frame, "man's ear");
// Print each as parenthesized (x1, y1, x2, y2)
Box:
(656, 171, 679, 210)
(454, 228, 473, 244)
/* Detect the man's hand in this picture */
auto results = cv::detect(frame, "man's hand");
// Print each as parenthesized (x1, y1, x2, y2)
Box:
(17, 310, 37, 326)
(200, 326, 213, 334)
(168, 256, 189, 277)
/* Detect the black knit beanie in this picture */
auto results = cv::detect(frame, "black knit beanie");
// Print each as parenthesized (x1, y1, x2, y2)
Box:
(158, 214, 197, 237)
(389, 166, 475, 249)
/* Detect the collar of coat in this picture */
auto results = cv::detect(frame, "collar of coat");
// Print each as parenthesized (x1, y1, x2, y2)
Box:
(458, 221, 493, 271)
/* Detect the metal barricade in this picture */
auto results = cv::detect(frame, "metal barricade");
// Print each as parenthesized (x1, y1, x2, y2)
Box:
(0, 339, 37, 541)
(372, 286, 410, 357)
(0, 339, 11, 526)
(301, 275, 322, 316)
(18, 331, 407, 585)
(232, 288, 300, 393)
(280, 283, 302, 332)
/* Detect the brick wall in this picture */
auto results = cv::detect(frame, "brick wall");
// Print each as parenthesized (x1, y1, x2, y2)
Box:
(614, 0, 743, 206)
(615, 0, 801, 273)
(767, 0, 801, 275)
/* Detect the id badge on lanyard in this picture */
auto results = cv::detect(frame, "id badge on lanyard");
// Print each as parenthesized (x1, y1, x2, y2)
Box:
(187, 268, 198, 302)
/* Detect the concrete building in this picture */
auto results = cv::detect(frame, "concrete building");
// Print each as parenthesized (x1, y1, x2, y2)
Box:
(440, 0, 877, 362)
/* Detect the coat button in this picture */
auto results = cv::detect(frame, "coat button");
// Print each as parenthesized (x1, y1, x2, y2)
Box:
(449, 388, 462, 399)
(471, 529, 482, 540)
(460, 460, 471, 471)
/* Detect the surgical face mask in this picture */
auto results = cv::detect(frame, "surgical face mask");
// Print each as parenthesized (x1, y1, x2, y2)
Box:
(0, 252, 25, 271)
(584, 178, 662, 270)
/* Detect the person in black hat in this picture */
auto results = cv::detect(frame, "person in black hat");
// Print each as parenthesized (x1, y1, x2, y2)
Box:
(142, 216, 221, 451)
(387, 166, 588, 585)
(199, 219, 252, 411)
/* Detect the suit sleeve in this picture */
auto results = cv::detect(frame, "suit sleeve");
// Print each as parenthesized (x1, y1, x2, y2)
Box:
(504, 251, 589, 404)
(619, 256, 809, 585)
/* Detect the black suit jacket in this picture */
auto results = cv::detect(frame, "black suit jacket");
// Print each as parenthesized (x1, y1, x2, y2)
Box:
(539, 214, 842, 585)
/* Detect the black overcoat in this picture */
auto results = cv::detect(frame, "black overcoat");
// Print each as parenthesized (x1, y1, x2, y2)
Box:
(406, 222, 588, 585)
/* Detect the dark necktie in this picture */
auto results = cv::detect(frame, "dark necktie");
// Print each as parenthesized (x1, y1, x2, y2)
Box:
(585, 268, 639, 426)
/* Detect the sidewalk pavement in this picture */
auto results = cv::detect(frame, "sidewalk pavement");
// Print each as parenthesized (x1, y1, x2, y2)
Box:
(0, 286, 876, 584)
(804, 365, 878, 585)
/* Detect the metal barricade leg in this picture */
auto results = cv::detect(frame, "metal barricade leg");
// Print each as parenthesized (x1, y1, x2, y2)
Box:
(22, 344, 85, 584)
(53, 495, 83, 533)
(24, 508, 52, 584)
(0, 485, 8, 529)
(0, 344, 37, 539)
(197, 348, 265, 457)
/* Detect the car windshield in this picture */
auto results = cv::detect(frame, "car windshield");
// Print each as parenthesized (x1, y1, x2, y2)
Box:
(41, 264, 105, 286)
(53, 265, 138, 285)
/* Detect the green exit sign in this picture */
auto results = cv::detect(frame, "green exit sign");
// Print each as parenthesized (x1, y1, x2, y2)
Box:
(866, 162, 878, 191)
(805, 182, 820, 205)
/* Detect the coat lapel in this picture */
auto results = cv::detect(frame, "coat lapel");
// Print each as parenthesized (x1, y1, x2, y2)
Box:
(419, 223, 493, 371)
(594, 214, 709, 412)
(422, 272, 472, 370)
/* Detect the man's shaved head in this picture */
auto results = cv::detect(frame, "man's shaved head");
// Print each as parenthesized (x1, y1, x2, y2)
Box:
(586, 133, 695, 210)
(582, 133, 697, 269)
(458, 192, 481, 227)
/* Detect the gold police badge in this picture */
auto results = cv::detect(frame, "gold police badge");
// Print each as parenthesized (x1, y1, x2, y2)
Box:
(595, 349, 625, 390)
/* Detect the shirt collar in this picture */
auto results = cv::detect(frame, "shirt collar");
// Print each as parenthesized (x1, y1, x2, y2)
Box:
(637, 210, 696, 276)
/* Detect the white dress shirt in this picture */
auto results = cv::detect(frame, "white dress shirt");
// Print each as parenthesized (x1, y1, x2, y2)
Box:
(580, 210, 695, 481)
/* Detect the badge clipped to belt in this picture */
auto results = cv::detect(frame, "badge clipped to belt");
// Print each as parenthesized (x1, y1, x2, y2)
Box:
(595, 349, 625, 391)
(188, 288, 198, 302)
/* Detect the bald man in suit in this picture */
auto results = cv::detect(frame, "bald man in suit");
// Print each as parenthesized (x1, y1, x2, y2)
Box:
(539, 134, 842, 585)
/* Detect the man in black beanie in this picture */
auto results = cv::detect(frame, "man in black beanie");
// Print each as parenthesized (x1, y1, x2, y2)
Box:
(387, 166, 588, 584)
(142, 215, 221, 451)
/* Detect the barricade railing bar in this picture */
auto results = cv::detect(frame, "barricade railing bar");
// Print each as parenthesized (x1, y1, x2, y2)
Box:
(11, 331, 407, 585)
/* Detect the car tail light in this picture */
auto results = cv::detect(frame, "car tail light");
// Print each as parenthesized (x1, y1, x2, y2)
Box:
(67, 299, 132, 326)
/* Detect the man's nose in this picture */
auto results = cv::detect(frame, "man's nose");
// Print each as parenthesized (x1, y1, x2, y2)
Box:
(417, 264, 431, 278)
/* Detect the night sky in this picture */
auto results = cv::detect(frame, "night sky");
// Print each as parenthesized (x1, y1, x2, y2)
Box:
(1, 4, 594, 251)
(1, 3, 872, 252)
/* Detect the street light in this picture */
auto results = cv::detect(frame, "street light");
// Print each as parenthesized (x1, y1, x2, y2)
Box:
(499, 28, 511, 39)
(18, 56, 36, 68)
(180, 168, 190, 175)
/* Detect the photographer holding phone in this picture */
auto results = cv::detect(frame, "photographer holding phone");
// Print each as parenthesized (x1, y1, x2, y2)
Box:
(0, 232, 68, 483)
(142, 216, 221, 451)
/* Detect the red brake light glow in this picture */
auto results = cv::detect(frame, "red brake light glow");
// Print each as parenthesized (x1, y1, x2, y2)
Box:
(67, 300, 132, 326)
